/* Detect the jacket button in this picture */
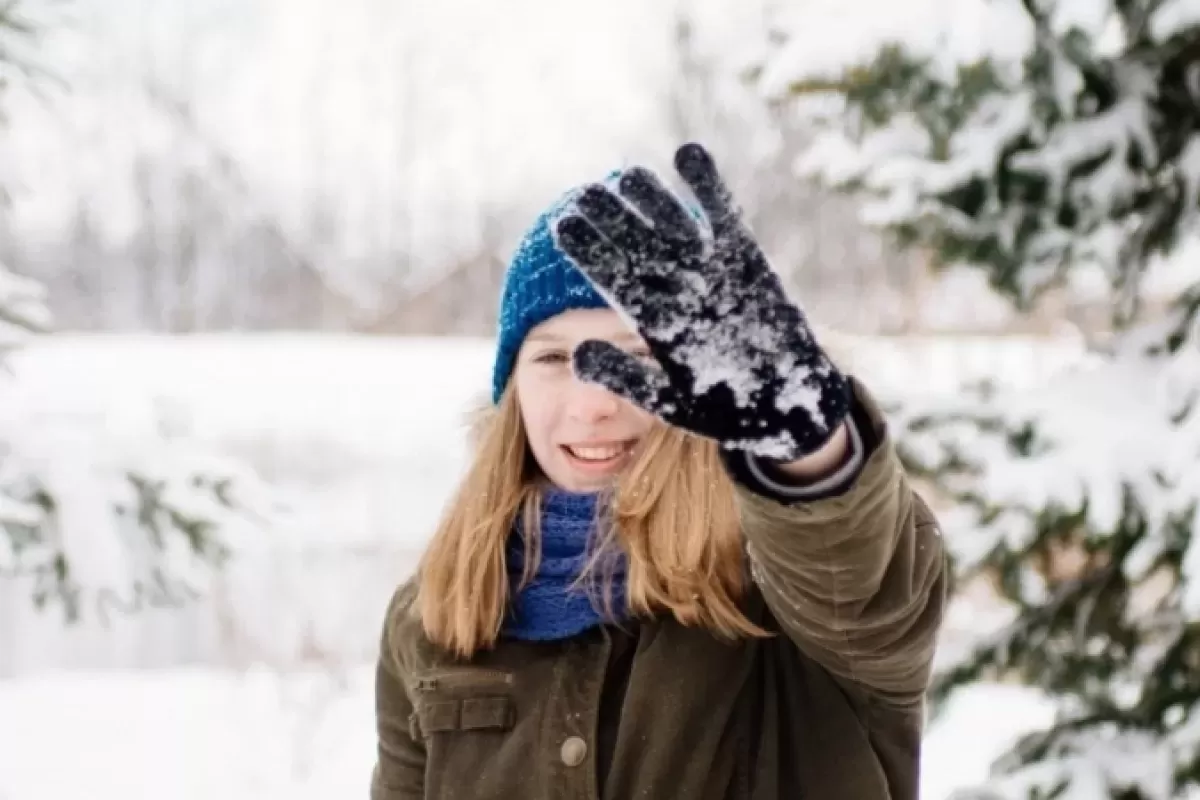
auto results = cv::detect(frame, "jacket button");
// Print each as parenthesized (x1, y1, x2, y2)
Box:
(560, 736, 588, 767)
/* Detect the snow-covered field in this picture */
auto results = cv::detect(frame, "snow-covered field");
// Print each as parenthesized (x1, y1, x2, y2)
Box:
(0, 333, 1083, 798)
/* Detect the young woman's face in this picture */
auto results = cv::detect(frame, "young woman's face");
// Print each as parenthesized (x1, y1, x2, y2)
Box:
(514, 308, 656, 492)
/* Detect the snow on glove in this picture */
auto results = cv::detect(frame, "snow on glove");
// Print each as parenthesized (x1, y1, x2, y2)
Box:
(551, 142, 851, 461)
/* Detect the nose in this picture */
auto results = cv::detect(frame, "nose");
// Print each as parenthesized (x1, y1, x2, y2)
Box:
(566, 376, 621, 424)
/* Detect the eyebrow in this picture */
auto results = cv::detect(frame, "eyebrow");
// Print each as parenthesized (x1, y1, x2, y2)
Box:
(525, 331, 644, 344)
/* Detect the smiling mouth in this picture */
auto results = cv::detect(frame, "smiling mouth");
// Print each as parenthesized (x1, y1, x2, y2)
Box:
(561, 441, 636, 469)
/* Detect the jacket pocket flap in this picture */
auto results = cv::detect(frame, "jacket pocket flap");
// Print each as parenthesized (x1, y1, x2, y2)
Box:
(417, 700, 460, 735)
(413, 696, 514, 736)
(460, 696, 514, 731)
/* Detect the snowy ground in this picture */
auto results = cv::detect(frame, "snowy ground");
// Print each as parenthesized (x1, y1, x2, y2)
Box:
(0, 333, 1085, 798)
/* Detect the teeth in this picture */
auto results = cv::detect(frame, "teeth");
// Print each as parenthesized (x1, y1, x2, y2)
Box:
(568, 444, 627, 462)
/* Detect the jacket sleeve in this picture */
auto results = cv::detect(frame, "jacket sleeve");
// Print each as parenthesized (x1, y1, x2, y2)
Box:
(371, 585, 426, 799)
(729, 378, 948, 708)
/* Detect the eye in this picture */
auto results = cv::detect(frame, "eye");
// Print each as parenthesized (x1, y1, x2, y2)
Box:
(533, 350, 569, 365)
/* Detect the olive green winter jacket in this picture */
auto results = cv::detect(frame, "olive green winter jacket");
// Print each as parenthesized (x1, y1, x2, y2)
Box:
(371, 381, 948, 799)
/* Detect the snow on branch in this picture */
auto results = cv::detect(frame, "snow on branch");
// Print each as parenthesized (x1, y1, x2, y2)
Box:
(0, 402, 278, 624)
(0, 259, 50, 353)
(893, 303, 1200, 797)
(899, 314, 1198, 576)
(767, 0, 1200, 312)
(0, 265, 276, 623)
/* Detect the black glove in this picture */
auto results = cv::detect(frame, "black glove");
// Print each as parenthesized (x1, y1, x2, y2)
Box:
(551, 142, 851, 461)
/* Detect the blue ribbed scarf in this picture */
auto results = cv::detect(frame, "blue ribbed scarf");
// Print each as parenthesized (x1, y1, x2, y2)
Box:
(502, 488, 629, 641)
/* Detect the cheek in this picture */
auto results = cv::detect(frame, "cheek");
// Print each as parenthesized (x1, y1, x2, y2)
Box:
(517, 386, 559, 451)
(620, 402, 656, 434)
(521, 405, 567, 478)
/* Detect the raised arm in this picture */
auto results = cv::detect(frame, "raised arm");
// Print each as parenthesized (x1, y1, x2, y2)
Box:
(727, 379, 948, 706)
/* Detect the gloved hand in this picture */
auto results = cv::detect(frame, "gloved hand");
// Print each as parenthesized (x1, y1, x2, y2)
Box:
(552, 142, 850, 461)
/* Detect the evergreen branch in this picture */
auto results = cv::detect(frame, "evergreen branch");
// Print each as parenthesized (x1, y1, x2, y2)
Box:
(0, 300, 50, 333)
(0, 560, 205, 625)
(999, 706, 1139, 770)
(1115, 0, 1162, 46)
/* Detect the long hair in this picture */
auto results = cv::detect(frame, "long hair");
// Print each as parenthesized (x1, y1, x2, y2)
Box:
(411, 385, 769, 659)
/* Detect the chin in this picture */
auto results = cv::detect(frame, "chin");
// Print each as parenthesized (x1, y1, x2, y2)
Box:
(545, 467, 613, 494)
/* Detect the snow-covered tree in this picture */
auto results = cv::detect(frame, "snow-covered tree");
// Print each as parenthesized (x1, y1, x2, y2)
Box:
(761, 0, 1200, 797)
(0, 7, 272, 625)
(0, 264, 271, 626)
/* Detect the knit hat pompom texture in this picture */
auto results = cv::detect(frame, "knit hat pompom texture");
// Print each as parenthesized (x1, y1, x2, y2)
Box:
(491, 181, 615, 404)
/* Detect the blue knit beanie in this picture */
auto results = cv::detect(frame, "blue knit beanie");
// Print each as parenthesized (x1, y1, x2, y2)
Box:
(491, 182, 612, 404)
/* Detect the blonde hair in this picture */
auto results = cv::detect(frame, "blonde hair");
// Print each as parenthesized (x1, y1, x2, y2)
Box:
(412, 385, 769, 658)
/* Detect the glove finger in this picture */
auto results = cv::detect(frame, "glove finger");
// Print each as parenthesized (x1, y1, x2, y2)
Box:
(554, 213, 679, 323)
(574, 185, 664, 266)
(673, 142, 740, 236)
(555, 212, 688, 333)
(617, 167, 703, 256)
(552, 213, 632, 289)
(674, 143, 775, 289)
(573, 340, 682, 423)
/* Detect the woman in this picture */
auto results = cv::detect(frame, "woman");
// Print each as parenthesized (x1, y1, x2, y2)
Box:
(371, 143, 947, 799)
